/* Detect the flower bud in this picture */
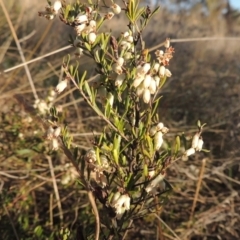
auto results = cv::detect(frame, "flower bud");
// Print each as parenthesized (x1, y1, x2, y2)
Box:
(84, 149, 97, 163)
(161, 127, 169, 134)
(89, 20, 96, 29)
(111, 4, 121, 14)
(142, 63, 151, 74)
(55, 79, 67, 93)
(46, 126, 54, 140)
(123, 31, 130, 38)
(88, 32, 96, 44)
(164, 38, 170, 48)
(143, 88, 151, 104)
(154, 131, 163, 150)
(120, 41, 131, 50)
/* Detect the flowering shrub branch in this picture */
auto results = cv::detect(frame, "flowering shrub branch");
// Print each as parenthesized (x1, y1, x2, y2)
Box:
(38, 0, 207, 239)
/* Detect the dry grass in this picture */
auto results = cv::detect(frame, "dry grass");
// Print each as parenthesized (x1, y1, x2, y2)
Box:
(1, 0, 240, 239)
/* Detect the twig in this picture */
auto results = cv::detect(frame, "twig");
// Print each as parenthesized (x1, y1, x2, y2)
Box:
(188, 158, 207, 225)
(0, 0, 38, 101)
(154, 213, 181, 240)
(46, 155, 63, 223)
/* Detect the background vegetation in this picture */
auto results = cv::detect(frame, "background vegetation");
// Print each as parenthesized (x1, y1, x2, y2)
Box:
(0, 0, 240, 239)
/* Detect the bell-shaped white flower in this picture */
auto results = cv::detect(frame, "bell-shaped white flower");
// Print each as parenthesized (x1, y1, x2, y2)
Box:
(116, 57, 124, 66)
(75, 14, 88, 24)
(159, 65, 165, 77)
(115, 73, 125, 87)
(145, 173, 165, 193)
(165, 69, 172, 77)
(149, 78, 157, 94)
(55, 79, 68, 93)
(111, 4, 121, 14)
(185, 148, 195, 156)
(88, 32, 97, 44)
(143, 74, 152, 88)
(191, 133, 200, 149)
(52, 138, 59, 150)
(53, 127, 61, 138)
(53, 1, 62, 12)
(133, 75, 144, 88)
(143, 88, 151, 103)
(154, 131, 163, 150)
(196, 137, 204, 151)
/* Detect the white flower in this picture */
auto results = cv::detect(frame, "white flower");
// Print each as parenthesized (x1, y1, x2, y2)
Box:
(111, 4, 121, 14)
(154, 76, 160, 87)
(156, 122, 164, 131)
(53, 127, 61, 137)
(136, 84, 145, 96)
(148, 170, 155, 179)
(149, 125, 157, 137)
(149, 78, 157, 94)
(107, 93, 114, 107)
(88, 32, 97, 44)
(75, 14, 88, 24)
(145, 173, 165, 193)
(52, 138, 59, 150)
(55, 79, 68, 93)
(133, 75, 144, 88)
(53, 1, 62, 12)
(191, 133, 200, 149)
(154, 131, 163, 150)
(196, 137, 204, 151)
(89, 20, 96, 28)
(159, 65, 165, 77)
(161, 126, 169, 134)
(117, 57, 124, 66)
(185, 148, 195, 156)
(126, 35, 133, 43)
(152, 62, 160, 74)
(46, 127, 54, 140)
(115, 73, 125, 87)
(112, 63, 123, 75)
(114, 194, 130, 210)
(120, 41, 131, 50)
(165, 69, 172, 77)
(143, 88, 151, 103)
(123, 31, 130, 38)
(143, 74, 152, 88)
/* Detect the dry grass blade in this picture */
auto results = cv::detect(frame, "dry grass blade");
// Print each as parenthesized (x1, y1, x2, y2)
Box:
(0, 0, 38, 100)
